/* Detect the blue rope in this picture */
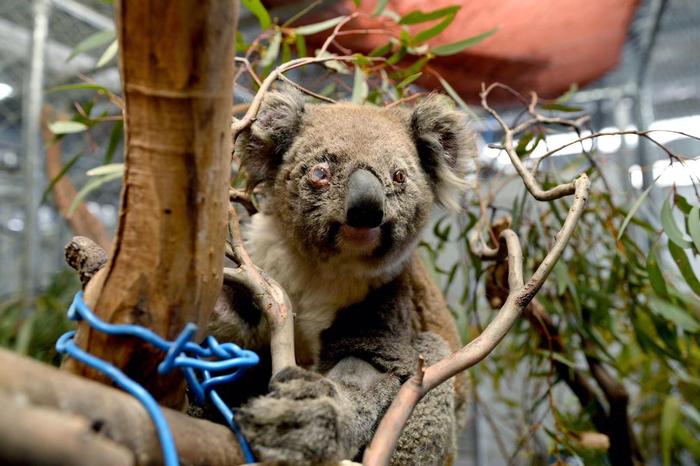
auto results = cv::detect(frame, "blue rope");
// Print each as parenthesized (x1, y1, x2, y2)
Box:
(56, 291, 259, 465)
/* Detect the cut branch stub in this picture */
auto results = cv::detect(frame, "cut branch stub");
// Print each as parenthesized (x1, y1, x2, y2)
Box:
(62, 0, 239, 408)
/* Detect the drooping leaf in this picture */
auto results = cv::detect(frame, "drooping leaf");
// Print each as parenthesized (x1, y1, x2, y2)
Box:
(351, 66, 368, 104)
(67, 30, 115, 62)
(48, 121, 88, 135)
(104, 121, 123, 164)
(668, 241, 700, 297)
(661, 197, 693, 248)
(431, 27, 498, 56)
(688, 205, 700, 253)
(386, 44, 407, 65)
(399, 6, 460, 25)
(541, 103, 583, 113)
(281, 41, 292, 64)
(68, 172, 123, 215)
(86, 163, 124, 177)
(618, 182, 655, 240)
(648, 297, 700, 332)
(96, 40, 118, 67)
(647, 247, 670, 300)
(372, 0, 389, 16)
(369, 42, 392, 57)
(41, 151, 83, 202)
(295, 17, 345, 36)
(396, 72, 422, 89)
(661, 396, 681, 466)
(241, 0, 272, 30)
(437, 75, 470, 113)
(260, 31, 282, 67)
(295, 34, 307, 58)
(413, 14, 457, 44)
(47, 83, 110, 94)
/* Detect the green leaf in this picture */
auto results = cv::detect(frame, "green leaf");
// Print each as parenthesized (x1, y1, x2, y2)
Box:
(295, 34, 307, 58)
(689, 205, 700, 253)
(396, 72, 422, 89)
(515, 132, 535, 158)
(647, 248, 670, 300)
(649, 297, 700, 332)
(661, 396, 680, 466)
(241, 0, 271, 30)
(68, 172, 123, 215)
(351, 66, 368, 104)
(541, 103, 583, 113)
(68, 30, 115, 62)
(668, 241, 700, 297)
(295, 17, 345, 36)
(353, 0, 361, 6)
(281, 41, 292, 64)
(369, 42, 392, 57)
(437, 75, 470, 113)
(47, 83, 110, 94)
(48, 121, 88, 134)
(86, 163, 124, 177)
(618, 182, 654, 240)
(235, 31, 249, 53)
(96, 40, 118, 67)
(399, 6, 460, 25)
(386, 44, 407, 65)
(413, 14, 456, 44)
(661, 197, 693, 248)
(260, 31, 282, 67)
(372, 0, 389, 16)
(431, 27, 498, 56)
(104, 121, 123, 164)
(41, 151, 83, 202)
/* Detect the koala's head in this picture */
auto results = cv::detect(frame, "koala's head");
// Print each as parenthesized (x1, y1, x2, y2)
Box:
(236, 86, 474, 276)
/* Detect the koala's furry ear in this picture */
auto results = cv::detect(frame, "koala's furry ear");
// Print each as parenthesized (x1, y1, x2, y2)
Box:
(409, 94, 475, 210)
(235, 85, 306, 189)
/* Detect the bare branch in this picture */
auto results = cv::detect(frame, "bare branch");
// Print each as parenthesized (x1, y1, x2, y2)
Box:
(226, 206, 295, 375)
(229, 187, 258, 216)
(278, 74, 336, 103)
(364, 172, 590, 466)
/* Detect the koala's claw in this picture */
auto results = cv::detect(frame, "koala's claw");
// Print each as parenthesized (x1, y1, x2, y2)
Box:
(238, 367, 350, 465)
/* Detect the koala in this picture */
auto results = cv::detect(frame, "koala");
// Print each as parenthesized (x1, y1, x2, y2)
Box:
(209, 86, 474, 465)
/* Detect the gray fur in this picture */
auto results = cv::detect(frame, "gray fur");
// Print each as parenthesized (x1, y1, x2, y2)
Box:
(214, 87, 475, 465)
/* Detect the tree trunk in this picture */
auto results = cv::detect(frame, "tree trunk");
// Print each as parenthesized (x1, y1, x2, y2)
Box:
(63, 0, 238, 409)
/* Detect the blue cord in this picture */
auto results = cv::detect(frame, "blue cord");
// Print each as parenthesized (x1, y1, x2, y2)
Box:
(56, 291, 259, 465)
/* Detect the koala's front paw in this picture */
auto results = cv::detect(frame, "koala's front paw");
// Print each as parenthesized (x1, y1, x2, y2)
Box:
(238, 367, 350, 466)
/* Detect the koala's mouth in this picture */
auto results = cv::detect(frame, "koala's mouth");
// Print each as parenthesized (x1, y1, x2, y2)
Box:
(338, 224, 381, 249)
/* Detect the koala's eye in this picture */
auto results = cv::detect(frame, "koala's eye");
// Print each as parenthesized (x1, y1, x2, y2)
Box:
(309, 163, 331, 188)
(393, 169, 407, 184)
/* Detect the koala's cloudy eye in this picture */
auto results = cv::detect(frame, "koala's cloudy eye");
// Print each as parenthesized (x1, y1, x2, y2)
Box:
(393, 169, 407, 185)
(309, 163, 331, 188)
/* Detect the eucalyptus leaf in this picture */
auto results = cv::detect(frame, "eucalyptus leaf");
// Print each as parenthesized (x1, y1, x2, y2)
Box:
(260, 31, 282, 67)
(688, 205, 700, 253)
(47, 83, 110, 94)
(351, 66, 368, 104)
(661, 197, 692, 248)
(618, 182, 655, 240)
(647, 247, 670, 300)
(96, 40, 118, 67)
(41, 152, 83, 202)
(431, 27, 498, 56)
(649, 297, 700, 332)
(68, 172, 123, 215)
(86, 163, 124, 177)
(437, 75, 470, 113)
(67, 30, 115, 62)
(661, 396, 681, 466)
(396, 72, 422, 89)
(541, 103, 583, 113)
(399, 6, 460, 25)
(413, 14, 456, 44)
(295, 34, 307, 58)
(372, 0, 389, 16)
(241, 0, 271, 30)
(48, 121, 88, 135)
(295, 17, 345, 36)
(104, 121, 123, 164)
(668, 241, 700, 297)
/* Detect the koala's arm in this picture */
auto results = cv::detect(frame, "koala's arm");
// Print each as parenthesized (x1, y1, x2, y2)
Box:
(238, 279, 457, 465)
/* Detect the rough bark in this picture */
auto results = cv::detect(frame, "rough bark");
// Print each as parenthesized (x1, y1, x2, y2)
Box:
(0, 349, 244, 466)
(62, 0, 238, 408)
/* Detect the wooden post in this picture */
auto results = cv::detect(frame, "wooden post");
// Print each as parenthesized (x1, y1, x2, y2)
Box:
(63, 0, 239, 409)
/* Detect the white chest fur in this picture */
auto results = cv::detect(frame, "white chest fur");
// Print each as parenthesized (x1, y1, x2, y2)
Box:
(245, 214, 381, 366)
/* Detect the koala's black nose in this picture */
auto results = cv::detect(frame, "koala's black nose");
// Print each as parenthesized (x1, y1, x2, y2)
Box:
(345, 169, 385, 228)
